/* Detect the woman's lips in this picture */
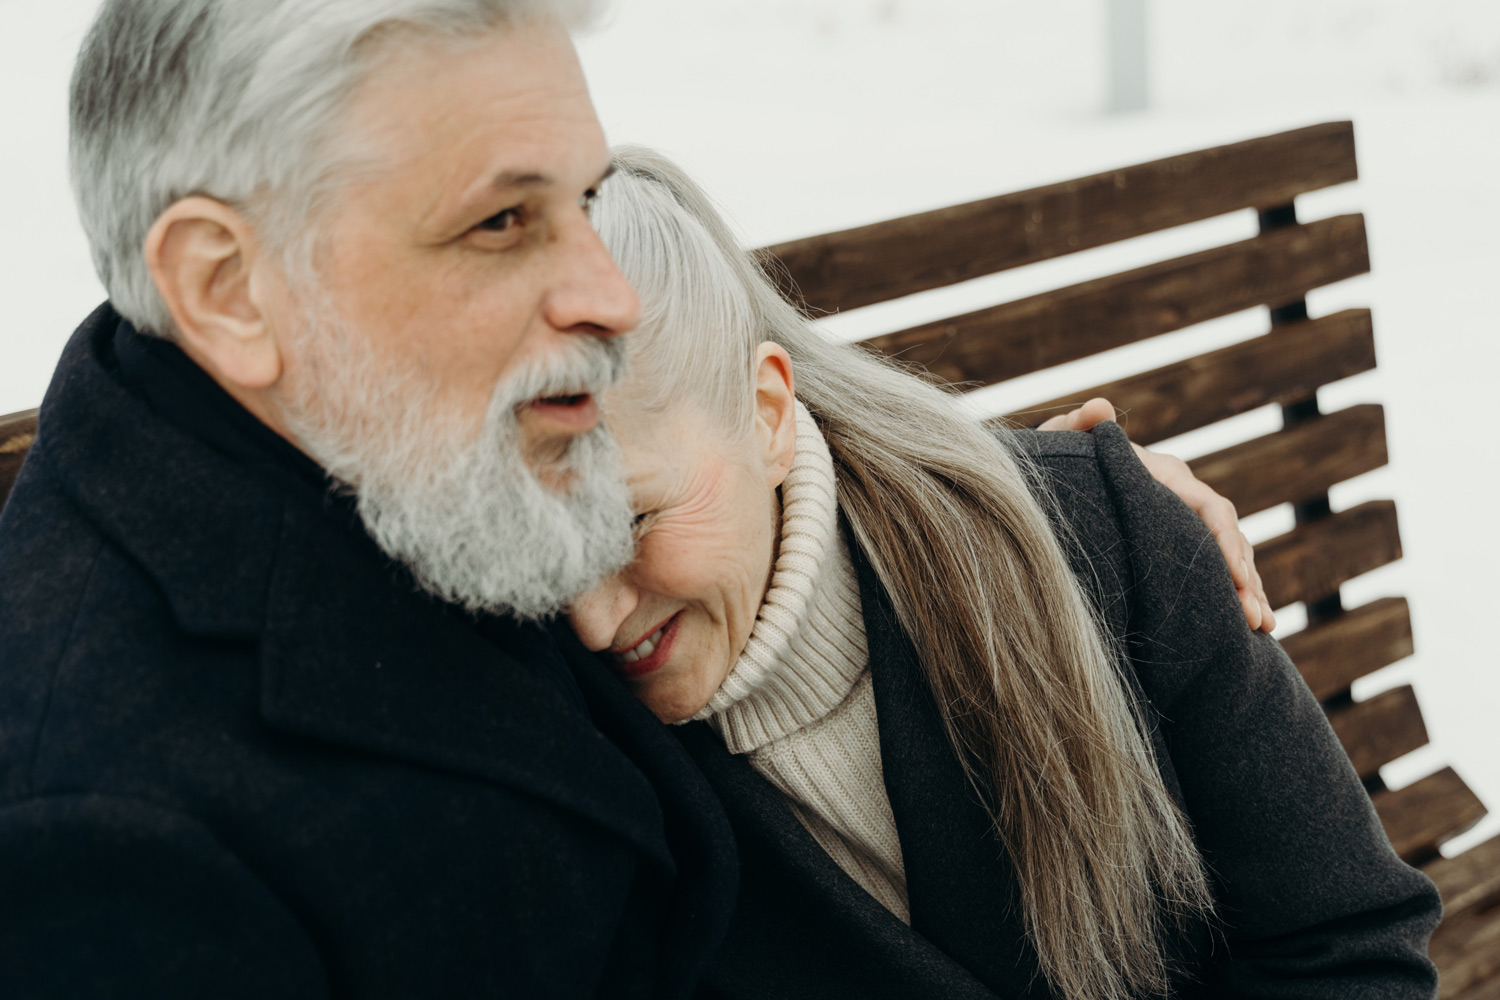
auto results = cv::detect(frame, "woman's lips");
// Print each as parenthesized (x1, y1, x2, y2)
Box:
(521, 393, 600, 433)
(608, 612, 683, 679)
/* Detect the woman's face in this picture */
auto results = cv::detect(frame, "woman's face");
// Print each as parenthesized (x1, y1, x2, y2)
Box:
(567, 344, 797, 722)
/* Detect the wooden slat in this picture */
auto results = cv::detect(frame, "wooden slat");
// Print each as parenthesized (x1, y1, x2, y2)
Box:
(1187, 404, 1388, 517)
(1256, 501, 1401, 610)
(1450, 974, 1500, 1000)
(1002, 310, 1376, 445)
(1373, 767, 1488, 863)
(860, 215, 1369, 389)
(765, 122, 1359, 313)
(1327, 685, 1427, 779)
(1281, 597, 1415, 701)
(1424, 836, 1500, 918)
(0, 408, 39, 510)
(1434, 903, 1500, 999)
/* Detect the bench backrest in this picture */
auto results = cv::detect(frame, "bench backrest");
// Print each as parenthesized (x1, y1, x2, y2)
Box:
(0, 409, 36, 508)
(760, 121, 1498, 995)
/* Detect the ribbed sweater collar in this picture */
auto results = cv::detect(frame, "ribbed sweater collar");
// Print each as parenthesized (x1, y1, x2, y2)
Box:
(695, 401, 869, 754)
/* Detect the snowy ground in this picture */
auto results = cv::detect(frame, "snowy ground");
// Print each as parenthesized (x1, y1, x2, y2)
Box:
(3, 0, 1498, 853)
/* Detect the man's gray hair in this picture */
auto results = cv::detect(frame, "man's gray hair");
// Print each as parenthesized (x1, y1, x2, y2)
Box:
(70, 0, 601, 338)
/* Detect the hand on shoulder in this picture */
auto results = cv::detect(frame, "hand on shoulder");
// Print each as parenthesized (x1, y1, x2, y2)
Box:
(1037, 397, 1274, 633)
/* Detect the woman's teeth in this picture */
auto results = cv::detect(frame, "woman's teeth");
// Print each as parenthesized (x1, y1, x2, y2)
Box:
(617, 625, 666, 664)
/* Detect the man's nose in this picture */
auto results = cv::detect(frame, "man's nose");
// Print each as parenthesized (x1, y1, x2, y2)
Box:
(544, 220, 642, 340)
(567, 576, 638, 653)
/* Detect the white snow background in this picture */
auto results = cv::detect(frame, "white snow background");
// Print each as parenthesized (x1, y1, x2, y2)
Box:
(3, 0, 1497, 854)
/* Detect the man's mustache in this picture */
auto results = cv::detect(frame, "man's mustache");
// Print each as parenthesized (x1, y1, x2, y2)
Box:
(498, 336, 628, 415)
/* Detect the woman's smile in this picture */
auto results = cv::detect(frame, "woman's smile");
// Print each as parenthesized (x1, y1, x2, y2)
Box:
(607, 611, 683, 677)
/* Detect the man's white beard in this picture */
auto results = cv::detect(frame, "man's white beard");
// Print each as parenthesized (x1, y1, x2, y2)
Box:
(278, 307, 635, 622)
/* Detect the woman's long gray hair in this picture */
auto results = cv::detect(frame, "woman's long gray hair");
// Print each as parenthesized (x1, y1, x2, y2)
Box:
(595, 147, 1215, 1000)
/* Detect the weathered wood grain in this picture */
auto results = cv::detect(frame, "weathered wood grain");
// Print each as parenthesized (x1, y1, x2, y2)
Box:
(1255, 500, 1401, 610)
(0, 408, 39, 511)
(1280, 597, 1415, 701)
(1187, 404, 1388, 517)
(1326, 685, 1427, 779)
(1001, 310, 1377, 444)
(1434, 903, 1500, 999)
(1373, 767, 1488, 863)
(765, 122, 1358, 313)
(1423, 836, 1500, 919)
(860, 215, 1370, 389)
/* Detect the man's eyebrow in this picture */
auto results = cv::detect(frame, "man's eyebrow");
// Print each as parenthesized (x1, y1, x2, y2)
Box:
(488, 164, 615, 191)
(490, 170, 552, 190)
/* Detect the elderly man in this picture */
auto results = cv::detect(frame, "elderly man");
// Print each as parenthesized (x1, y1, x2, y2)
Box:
(0, 1, 738, 997)
(0, 1, 1269, 997)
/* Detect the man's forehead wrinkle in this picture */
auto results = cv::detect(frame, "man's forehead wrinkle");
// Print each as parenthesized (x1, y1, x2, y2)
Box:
(339, 22, 599, 159)
(321, 19, 608, 243)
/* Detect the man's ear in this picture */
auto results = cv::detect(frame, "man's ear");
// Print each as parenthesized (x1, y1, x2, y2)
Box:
(144, 196, 283, 391)
(752, 341, 797, 489)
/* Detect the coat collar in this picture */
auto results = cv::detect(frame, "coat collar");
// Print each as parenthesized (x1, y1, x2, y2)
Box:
(38, 305, 285, 637)
(37, 305, 678, 867)
(850, 529, 1058, 1000)
(670, 521, 1058, 998)
(675, 721, 1002, 1000)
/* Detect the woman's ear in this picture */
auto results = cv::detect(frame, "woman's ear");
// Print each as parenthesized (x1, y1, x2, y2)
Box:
(752, 341, 797, 489)
(144, 196, 283, 391)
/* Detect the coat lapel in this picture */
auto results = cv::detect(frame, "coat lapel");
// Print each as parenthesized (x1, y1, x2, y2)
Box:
(550, 625, 739, 994)
(258, 495, 675, 870)
(676, 722, 1002, 1000)
(851, 532, 1058, 1000)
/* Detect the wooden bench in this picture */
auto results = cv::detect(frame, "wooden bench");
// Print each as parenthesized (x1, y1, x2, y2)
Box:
(0, 410, 35, 508)
(1, 122, 1494, 994)
(760, 121, 1498, 998)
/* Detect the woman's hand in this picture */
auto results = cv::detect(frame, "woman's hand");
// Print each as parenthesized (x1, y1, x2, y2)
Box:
(1038, 398, 1275, 633)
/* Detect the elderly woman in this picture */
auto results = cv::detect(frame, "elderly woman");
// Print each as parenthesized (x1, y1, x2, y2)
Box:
(569, 148, 1441, 1000)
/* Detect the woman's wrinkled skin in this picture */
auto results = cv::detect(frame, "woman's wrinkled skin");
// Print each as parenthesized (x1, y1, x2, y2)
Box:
(568, 343, 797, 722)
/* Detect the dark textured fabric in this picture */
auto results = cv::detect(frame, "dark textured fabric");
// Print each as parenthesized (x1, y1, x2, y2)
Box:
(113, 318, 332, 505)
(683, 423, 1442, 999)
(0, 304, 738, 999)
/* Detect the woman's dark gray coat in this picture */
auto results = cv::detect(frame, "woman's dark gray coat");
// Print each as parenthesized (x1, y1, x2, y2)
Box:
(679, 423, 1442, 999)
(0, 305, 738, 998)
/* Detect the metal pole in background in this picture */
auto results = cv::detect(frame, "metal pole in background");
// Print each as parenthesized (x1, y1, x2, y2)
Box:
(1107, 0, 1149, 113)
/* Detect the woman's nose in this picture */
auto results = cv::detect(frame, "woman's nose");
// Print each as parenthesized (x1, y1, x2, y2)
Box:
(567, 576, 637, 652)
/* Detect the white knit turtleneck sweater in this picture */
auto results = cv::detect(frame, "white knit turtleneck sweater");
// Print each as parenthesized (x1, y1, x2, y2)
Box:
(695, 401, 909, 923)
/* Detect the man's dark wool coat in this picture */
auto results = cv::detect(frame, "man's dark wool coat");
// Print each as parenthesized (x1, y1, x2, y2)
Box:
(681, 424, 1443, 999)
(0, 304, 738, 999)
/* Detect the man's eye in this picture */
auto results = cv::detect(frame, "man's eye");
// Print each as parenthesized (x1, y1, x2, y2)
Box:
(476, 207, 522, 233)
